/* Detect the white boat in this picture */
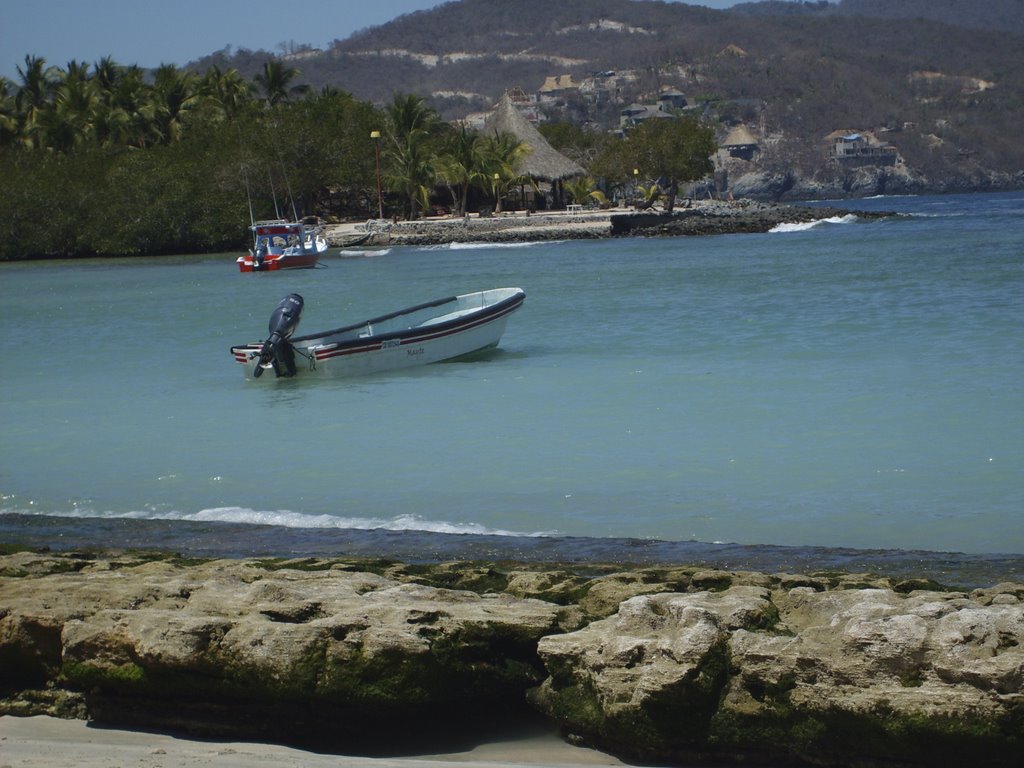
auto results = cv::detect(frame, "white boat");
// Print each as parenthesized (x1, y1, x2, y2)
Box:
(236, 218, 327, 272)
(230, 288, 525, 379)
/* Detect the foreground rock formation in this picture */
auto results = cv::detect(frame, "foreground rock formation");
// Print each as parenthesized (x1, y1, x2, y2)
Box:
(532, 582, 1023, 767)
(1, 551, 1020, 766)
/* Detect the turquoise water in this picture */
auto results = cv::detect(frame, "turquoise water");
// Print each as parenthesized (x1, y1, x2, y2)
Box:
(1, 191, 1022, 567)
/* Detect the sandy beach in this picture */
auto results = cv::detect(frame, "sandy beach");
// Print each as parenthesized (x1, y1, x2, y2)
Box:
(0, 715, 629, 768)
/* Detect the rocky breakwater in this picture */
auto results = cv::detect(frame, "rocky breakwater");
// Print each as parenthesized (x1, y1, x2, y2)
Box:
(335, 210, 611, 247)
(610, 200, 894, 237)
(1, 551, 1021, 766)
(329, 199, 897, 247)
(329, 199, 895, 248)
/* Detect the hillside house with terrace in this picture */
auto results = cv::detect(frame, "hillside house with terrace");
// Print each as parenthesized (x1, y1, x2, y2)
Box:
(828, 130, 901, 167)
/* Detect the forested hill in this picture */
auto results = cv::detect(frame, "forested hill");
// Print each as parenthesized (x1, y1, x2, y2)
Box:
(195, 0, 1023, 189)
(732, 0, 1024, 34)
(201, 0, 1024, 111)
(826, 0, 1024, 34)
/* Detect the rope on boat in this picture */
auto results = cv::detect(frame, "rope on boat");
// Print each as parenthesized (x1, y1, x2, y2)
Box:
(290, 345, 315, 371)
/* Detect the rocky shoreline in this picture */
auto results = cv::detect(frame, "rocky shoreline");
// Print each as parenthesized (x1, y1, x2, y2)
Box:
(1, 550, 1020, 767)
(325, 200, 896, 249)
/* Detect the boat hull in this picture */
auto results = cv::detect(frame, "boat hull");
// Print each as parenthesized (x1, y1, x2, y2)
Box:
(236, 252, 320, 272)
(231, 288, 525, 380)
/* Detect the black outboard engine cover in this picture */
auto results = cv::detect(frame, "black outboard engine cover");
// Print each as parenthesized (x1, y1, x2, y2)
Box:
(254, 293, 304, 378)
(253, 243, 268, 270)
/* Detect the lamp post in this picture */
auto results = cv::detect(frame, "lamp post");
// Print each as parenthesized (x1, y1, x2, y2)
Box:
(633, 168, 640, 208)
(370, 130, 383, 219)
(493, 172, 501, 213)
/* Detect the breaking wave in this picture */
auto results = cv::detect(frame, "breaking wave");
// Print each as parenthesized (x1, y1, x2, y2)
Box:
(0, 505, 551, 538)
(769, 214, 859, 233)
(337, 248, 392, 258)
(417, 240, 550, 251)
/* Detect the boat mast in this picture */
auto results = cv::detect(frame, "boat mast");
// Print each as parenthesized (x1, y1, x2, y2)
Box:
(268, 169, 282, 220)
(237, 125, 257, 232)
(270, 135, 300, 221)
(244, 171, 256, 230)
(283, 167, 300, 222)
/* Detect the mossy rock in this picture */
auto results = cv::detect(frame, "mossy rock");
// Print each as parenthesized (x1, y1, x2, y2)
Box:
(531, 640, 733, 761)
(709, 699, 1023, 767)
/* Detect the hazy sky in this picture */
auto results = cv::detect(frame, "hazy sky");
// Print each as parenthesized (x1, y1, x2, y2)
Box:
(2, 0, 745, 80)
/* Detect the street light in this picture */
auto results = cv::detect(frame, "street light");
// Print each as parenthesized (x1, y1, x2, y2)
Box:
(633, 168, 639, 208)
(370, 130, 383, 219)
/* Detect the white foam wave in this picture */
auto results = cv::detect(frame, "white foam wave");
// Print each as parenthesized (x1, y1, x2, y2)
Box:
(802, 194, 918, 203)
(1, 505, 551, 538)
(454, 240, 546, 249)
(769, 214, 859, 233)
(341, 248, 391, 258)
(421, 240, 547, 251)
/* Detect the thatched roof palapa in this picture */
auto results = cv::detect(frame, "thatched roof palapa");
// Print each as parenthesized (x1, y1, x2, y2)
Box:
(722, 125, 759, 148)
(483, 94, 586, 182)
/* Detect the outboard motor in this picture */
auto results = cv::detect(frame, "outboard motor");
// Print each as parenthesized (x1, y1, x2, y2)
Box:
(254, 293, 304, 378)
(252, 242, 268, 270)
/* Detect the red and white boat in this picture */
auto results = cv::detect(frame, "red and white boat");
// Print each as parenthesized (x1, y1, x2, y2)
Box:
(236, 219, 327, 272)
(230, 288, 526, 379)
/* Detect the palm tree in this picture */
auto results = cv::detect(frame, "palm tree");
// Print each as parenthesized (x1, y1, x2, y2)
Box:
(201, 65, 252, 120)
(103, 64, 155, 148)
(89, 59, 134, 147)
(61, 59, 90, 85)
(0, 78, 18, 145)
(253, 60, 308, 107)
(91, 57, 120, 96)
(150, 64, 200, 144)
(385, 134, 437, 220)
(14, 55, 59, 148)
(69, 57, 154, 149)
(384, 94, 442, 219)
(386, 93, 440, 144)
(565, 176, 607, 208)
(436, 124, 486, 216)
(478, 130, 532, 213)
(46, 61, 99, 151)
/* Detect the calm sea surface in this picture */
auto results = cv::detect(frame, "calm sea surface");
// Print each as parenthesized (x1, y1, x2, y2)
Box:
(2, 192, 1022, 586)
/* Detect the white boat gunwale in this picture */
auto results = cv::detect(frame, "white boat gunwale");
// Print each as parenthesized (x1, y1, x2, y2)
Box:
(302, 290, 521, 345)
